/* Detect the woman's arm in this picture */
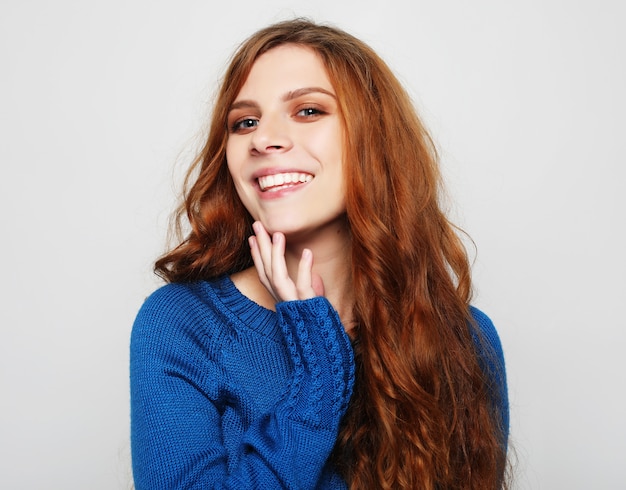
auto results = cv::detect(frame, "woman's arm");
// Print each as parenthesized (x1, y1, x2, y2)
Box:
(130, 285, 354, 489)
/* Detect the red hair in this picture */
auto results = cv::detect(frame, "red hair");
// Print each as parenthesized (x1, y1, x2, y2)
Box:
(156, 19, 508, 489)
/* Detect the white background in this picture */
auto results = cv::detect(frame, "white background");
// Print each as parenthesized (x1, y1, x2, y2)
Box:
(1, 1, 624, 488)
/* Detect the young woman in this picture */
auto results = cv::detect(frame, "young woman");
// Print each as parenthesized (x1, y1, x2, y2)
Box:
(130, 19, 509, 489)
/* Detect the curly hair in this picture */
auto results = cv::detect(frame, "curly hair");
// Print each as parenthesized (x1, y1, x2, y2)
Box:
(155, 18, 508, 489)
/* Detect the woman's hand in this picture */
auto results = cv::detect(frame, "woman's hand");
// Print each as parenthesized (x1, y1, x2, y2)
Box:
(249, 221, 325, 302)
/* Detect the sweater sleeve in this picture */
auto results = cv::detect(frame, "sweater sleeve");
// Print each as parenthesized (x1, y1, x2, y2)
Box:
(469, 306, 509, 444)
(130, 286, 354, 490)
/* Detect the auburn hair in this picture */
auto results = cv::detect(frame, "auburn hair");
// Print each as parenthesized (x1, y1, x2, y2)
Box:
(155, 18, 508, 489)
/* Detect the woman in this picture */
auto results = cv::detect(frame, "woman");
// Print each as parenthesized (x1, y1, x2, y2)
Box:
(130, 19, 509, 489)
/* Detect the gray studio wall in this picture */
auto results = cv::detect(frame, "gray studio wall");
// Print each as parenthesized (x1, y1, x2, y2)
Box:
(1, 1, 624, 488)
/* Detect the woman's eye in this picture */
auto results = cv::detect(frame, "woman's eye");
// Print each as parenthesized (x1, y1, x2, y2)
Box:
(296, 107, 324, 118)
(231, 118, 258, 133)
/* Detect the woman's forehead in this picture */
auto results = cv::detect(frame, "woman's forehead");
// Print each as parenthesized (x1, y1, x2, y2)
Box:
(235, 45, 334, 101)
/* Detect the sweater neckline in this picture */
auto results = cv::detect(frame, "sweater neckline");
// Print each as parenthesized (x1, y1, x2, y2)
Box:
(204, 275, 282, 342)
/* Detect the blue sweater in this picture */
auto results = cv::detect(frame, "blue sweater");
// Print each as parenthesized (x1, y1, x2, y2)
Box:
(130, 276, 507, 489)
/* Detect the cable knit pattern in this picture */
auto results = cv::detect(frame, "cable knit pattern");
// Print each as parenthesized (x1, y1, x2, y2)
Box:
(275, 299, 355, 429)
(130, 276, 507, 489)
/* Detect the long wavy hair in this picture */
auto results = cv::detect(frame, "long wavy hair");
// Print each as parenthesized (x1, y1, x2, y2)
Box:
(155, 19, 508, 489)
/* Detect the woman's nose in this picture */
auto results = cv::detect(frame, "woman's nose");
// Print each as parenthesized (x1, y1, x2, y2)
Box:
(249, 114, 293, 154)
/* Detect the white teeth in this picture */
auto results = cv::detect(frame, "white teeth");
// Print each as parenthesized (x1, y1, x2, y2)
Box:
(258, 172, 312, 191)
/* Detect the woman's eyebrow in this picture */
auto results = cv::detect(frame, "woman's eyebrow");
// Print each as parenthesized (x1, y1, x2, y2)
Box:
(228, 87, 336, 113)
(228, 100, 259, 112)
(283, 87, 336, 101)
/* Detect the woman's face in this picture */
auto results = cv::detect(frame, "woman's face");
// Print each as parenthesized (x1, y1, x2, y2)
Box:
(226, 44, 346, 239)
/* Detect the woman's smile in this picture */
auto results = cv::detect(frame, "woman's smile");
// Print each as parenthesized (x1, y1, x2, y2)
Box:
(257, 172, 313, 192)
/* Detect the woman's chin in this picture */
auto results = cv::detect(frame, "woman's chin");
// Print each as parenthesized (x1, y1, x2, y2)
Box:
(256, 216, 302, 236)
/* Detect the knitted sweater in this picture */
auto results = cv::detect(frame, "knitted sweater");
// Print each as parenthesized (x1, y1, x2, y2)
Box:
(130, 276, 508, 489)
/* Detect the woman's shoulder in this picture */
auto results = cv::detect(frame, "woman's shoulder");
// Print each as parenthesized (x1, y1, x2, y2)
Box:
(133, 276, 281, 344)
(131, 279, 237, 348)
(135, 280, 219, 325)
(468, 306, 503, 359)
(468, 306, 509, 439)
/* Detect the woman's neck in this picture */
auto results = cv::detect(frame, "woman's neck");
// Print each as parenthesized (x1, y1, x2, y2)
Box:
(283, 221, 354, 331)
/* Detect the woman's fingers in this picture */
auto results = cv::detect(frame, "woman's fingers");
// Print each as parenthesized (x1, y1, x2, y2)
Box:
(310, 270, 326, 298)
(249, 235, 273, 295)
(249, 221, 321, 302)
(270, 232, 297, 301)
(252, 222, 274, 280)
(250, 222, 296, 301)
(295, 249, 316, 299)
